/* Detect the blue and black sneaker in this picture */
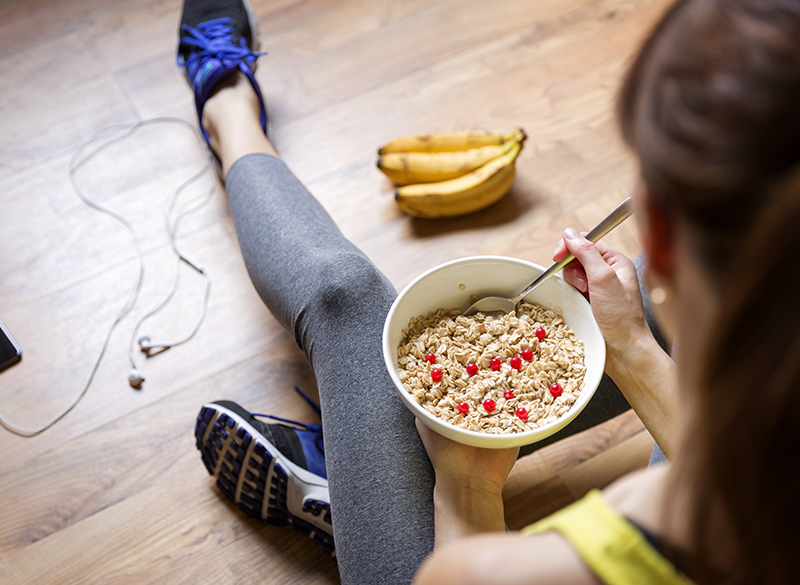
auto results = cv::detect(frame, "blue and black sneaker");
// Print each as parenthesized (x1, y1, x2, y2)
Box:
(176, 0, 268, 151)
(194, 397, 334, 556)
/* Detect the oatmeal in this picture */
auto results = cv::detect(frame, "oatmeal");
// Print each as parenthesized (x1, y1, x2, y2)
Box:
(396, 302, 586, 434)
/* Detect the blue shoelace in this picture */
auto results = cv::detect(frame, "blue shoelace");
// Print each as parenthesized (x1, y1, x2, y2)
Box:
(252, 386, 322, 433)
(177, 17, 266, 85)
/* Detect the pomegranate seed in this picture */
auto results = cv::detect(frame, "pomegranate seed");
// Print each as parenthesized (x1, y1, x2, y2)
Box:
(535, 328, 547, 341)
(431, 368, 442, 382)
(425, 352, 436, 364)
(515, 408, 528, 421)
(521, 348, 534, 361)
(458, 402, 470, 414)
(483, 399, 496, 413)
(550, 383, 563, 397)
(466, 363, 479, 376)
(509, 357, 522, 370)
(489, 358, 502, 371)
(503, 389, 515, 400)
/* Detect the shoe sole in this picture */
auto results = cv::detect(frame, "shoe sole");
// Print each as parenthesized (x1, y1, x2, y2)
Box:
(242, 0, 259, 54)
(195, 402, 335, 556)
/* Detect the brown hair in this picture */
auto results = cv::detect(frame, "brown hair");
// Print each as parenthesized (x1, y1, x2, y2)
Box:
(618, 0, 800, 582)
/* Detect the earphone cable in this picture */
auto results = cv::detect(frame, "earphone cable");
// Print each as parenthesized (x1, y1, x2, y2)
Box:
(128, 126, 217, 364)
(0, 117, 215, 436)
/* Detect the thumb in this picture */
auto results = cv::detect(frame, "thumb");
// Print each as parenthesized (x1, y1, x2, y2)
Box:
(562, 227, 615, 283)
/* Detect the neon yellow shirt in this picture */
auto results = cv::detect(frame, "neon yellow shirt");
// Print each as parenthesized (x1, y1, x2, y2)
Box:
(522, 490, 696, 585)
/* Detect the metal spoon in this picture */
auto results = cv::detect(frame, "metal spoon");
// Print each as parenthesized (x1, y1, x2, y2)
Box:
(463, 197, 634, 316)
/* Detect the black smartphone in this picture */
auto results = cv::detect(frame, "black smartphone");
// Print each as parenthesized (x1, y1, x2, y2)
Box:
(0, 318, 22, 372)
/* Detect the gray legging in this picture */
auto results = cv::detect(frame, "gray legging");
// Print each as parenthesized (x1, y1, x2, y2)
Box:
(225, 154, 666, 585)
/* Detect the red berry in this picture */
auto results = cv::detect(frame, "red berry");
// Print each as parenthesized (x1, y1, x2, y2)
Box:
(535, 328, 547, 341)
(466, 363, 479, 376)
(550, 383, 563, 397)
(515, 408, 528, 421)
(483, 399, 496, 413)
(521, 348, 534, 361)
(425, 352, 436, 364)
(489, 358, 502, 371)
(458, 402, 470, 414)
(509, 357, 522, 370)
(503, 389, 515, 400)
(431, 368, 442, 382)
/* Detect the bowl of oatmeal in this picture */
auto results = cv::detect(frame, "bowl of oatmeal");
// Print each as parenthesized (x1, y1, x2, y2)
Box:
(382, 256, 605, 448)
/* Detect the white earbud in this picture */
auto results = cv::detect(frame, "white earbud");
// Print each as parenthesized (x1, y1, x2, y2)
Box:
(138, 334, 153, 352)
(137, 334, 172, 356)
(128, 369, 145, 388)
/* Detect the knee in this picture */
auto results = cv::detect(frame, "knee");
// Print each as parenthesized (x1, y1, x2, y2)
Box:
(311, 252, 395, 316)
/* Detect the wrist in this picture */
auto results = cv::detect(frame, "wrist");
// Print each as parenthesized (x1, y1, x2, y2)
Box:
(606, 324, 661, 381)
(434, 476, 505, 507)
(433, 479, 506, 545)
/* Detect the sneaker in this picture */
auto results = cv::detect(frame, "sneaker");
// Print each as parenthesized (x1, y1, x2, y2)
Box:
(194, 400, 335, 556)
(176, 0, 268, 150)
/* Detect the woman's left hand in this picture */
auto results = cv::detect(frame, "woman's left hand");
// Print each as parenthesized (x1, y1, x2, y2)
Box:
(415, 418, 519, 495)
(416, 419, 518, 545)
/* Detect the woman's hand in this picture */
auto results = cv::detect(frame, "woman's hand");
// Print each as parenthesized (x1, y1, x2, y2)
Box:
(416, 419, 518, 546)
(554, 228, 650, 372)
(555, 228, 679, 457)
(416, 419, 518, 496)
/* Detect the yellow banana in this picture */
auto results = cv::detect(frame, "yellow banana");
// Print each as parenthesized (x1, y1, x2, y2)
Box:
(377, 128, 527, 185)
(377, 136, 518, 186)
(395, 141, 522, 218)
(376, 165, 467, 186)
(378, 129, 517, 155)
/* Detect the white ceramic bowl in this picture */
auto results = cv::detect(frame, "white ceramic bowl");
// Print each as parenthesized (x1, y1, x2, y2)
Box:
(382, 256, 605, 449)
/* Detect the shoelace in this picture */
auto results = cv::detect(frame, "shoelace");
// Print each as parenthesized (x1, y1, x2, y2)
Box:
(177, 17, 266, 77)
(252, 386, 322, 433)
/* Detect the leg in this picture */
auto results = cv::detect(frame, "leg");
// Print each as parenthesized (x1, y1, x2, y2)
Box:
(205, 74, 435, 585)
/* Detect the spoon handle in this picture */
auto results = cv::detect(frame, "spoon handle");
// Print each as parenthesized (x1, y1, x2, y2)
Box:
(512, 197, 634, 303)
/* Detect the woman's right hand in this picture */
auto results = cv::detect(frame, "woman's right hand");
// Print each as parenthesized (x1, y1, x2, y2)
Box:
(553, 228, 650, 372)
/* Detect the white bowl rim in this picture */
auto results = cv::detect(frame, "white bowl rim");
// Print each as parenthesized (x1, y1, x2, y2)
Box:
(382, 255, 606, 445)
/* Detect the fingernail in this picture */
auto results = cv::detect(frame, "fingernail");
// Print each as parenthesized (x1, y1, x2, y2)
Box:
(575, 277, 587, 293)
(552, 245, 560, 259)
(564, 227, 580, 240)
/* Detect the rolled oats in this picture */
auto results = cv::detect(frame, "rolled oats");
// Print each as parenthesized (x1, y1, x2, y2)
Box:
(397, 302, 586, 434)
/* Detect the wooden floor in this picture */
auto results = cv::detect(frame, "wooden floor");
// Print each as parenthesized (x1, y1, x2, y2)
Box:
(0, 0, 671, 582)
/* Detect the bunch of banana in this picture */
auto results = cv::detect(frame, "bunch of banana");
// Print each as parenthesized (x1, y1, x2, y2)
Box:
(376, 128, 527, 218)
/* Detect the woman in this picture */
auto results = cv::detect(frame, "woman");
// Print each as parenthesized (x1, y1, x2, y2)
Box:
(182, 0, 800, 582)
(416, 0, 800, 583)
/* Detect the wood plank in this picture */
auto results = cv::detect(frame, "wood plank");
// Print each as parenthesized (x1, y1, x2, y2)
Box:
(0, 558, 11, 585)
(3, 457, 339, 585)
(0, 342, 337, 584)
(504, 409, 647, 529)
(539, 410, 646, 476)
(0, 339, 323, 555)
(0, 137, 224, 309)
(0, 0, 160, 58)
(0, 220, 294, 473)
(503, 451, 575, 531)
(560, 429, 654, 500)
(0, 30, 137, 177)
(269, 0, 668, 185)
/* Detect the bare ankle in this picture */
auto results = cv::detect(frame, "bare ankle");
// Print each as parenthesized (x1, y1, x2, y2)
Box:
(202, 72, 263, 150)
(199, 71, 278, 175)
